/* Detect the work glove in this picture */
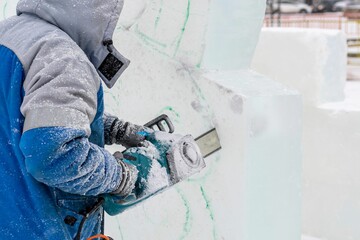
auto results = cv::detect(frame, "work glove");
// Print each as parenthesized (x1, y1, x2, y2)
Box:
(110, 151, 139, 198)
(122, 143, 170, 198)
(103, 113, 152, 148)
(104, 142, 170, 215)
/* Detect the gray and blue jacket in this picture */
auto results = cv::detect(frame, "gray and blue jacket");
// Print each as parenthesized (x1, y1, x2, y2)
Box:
(0, 0, 131, 239)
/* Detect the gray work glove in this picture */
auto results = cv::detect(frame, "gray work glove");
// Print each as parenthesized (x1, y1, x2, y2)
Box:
(104, 113, 152, 148)
(111, 151, 139, 197)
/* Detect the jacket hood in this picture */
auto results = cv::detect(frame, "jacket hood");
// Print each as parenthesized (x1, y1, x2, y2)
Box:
(17, 0, 130, 88)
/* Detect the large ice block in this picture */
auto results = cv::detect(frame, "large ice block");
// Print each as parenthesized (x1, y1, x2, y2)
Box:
(252, 28, 347, 106)
(301, 83, 360, 240)
(202, 0, 266, 70)
(197, 70, 302, 240)
(120, 0, 210, 68)
(252, 26, 360, 240)
(105, 68, 302, 240)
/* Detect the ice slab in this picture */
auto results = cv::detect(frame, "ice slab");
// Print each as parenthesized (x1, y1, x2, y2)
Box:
(202, 0, 266, 70)
(119, 0, 210, 68)
(301, 82, 360, 240)
(302, 104, 360, 240)
(252, 26, 360, 240)
(196, 70, 302, 240)
(252, 28, 347, 106)
(105, 69, 302, 240)
(103, 28, 214, 139)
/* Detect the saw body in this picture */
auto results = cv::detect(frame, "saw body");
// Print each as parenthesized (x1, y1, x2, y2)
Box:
(104, 132, 206, 215)
(103, 115, 220, 216)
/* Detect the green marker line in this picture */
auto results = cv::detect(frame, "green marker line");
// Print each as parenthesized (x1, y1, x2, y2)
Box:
(176, 187, 192, 240)
(158, 106, 181, 124)
(135, 25, 167, 48)
(154, 0, 164, 29)
(159, 106, 180, 118)
(173, 0, 191, 57)
(132, 25, 172, 57)
(200, 186, 219, 240)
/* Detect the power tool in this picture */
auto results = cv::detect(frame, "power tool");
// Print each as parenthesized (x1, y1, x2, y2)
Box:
(103, 114, 221, 216)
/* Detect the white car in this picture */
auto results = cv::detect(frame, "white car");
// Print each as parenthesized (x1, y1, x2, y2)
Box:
(267, 1, 313, 14)
(333, 0, 352, 11)
(333, 0, 360, 12)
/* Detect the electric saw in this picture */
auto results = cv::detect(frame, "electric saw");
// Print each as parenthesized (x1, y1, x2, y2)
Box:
(103, 114, 221, 215)
(144, 114, 221, 158)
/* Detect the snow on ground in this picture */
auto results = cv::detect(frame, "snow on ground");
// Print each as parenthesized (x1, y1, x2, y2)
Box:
(302, 235, 323, 240)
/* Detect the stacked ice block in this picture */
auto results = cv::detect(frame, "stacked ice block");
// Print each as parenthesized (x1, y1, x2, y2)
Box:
(252, 28, 360, 240)
(104, 0, 302, 239)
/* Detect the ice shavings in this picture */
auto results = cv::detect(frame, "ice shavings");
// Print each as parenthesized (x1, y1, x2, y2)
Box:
(142, 157, 170, 196)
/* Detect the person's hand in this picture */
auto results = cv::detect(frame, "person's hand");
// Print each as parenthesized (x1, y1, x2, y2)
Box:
(111, 142, 169, 199)
(110, 151, 138, 198)
(103, 143, 170, 216)
(104, 114, 153, 148)
(121, 143, 170, 198)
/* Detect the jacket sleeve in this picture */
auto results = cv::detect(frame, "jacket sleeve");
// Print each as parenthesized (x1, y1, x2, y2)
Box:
(19, 37, 121, 196)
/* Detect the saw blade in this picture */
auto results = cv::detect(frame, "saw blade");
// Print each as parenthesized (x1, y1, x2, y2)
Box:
(195, 128, 221, 158)
(144, 115, 221, 158)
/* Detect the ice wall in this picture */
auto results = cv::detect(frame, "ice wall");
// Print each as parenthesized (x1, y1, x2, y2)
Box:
(202, 0, 266, 70)
(252, 28, 347, 106)
(252, 28, 360, 240)
(1, 1, 302, 239)
(105, 1, 301, 239)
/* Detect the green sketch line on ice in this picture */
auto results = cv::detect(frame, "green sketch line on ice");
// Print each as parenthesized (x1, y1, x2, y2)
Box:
(173, 0, 190, 57)
(176, 187, 193, 240)
(200, 186, 219, 240)
(154, 0, 163, 29)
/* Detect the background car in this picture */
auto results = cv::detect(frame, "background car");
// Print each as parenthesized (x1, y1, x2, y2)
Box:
(312, 0, 342, 12)
(267, 0, 313, 14)
(333, 0, 354, 11)
(343, 0, 360, 13)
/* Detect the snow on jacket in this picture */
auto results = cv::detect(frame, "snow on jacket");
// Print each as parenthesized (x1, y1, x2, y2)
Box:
(0, 0, 130, 239)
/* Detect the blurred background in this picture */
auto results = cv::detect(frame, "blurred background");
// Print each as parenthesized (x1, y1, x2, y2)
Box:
(265, 0, 360, 74)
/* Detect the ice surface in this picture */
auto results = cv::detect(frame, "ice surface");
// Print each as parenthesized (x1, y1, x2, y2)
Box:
(252, 28, 347, 106)
(104, 0, 302, 237)
(0, 0, 17, 19)
(202, 0, 266, 70)
(197, 70, 302, 240)
(118, 0, 147, 30)
(252, 27, 360, 240)
(302, 235, 323, 240)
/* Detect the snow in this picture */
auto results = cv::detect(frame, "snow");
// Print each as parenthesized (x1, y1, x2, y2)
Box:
(302, 235, 323, 240)
(125, 141, 170, 197)
(142, 158, 169, 196)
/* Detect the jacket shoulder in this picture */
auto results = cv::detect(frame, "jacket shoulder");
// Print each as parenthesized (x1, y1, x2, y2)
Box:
(0, 14, 96, 78)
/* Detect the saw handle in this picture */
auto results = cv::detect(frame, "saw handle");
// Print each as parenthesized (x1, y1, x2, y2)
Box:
(144, 114, 175, 133)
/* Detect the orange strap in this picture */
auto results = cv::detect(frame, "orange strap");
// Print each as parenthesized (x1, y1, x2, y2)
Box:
(87, 234, 113, 240)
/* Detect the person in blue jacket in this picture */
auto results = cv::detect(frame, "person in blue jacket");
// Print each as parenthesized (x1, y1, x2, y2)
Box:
(0, 0, 159, 239)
